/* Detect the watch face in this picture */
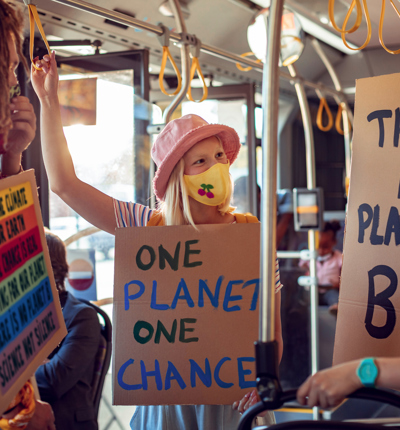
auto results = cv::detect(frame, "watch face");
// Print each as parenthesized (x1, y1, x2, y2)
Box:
(360, 362, 374, 380)
(358, 359, 378, 386)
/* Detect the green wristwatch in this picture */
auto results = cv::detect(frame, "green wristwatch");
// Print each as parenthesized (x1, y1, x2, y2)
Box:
(356, 357, 378, 388)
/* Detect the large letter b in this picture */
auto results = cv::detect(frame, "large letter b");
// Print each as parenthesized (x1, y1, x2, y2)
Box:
(365, 265, 397, 339)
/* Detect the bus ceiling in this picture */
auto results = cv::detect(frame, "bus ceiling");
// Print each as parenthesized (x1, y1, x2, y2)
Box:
(19, 0, 400, 103)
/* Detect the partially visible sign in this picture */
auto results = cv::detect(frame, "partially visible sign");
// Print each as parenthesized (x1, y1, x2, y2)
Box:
(66, 248, 97, 301)
(334, 73, 400, 364)
(0, 170, 66, 412)
(113, 224, 261, 406)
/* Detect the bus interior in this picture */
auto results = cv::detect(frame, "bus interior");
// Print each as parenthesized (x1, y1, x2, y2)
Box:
(13, 0, 400, 427)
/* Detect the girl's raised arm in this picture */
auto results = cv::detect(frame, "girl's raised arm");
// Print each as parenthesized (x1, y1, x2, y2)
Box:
(31, 53, 117, 235)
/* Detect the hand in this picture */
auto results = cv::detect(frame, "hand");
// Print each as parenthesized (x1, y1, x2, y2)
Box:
(233, 389, 263, 415)
(26, 400, 56, 430)
(31, 52, 59, 102)
(297, 361, 362, 409)
(6, 96, 36, 156)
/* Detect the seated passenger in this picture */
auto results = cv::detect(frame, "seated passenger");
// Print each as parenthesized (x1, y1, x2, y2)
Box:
(299, 220, 342, 308)
(35, 230, 101, 430)
(297, 357, 400, 409)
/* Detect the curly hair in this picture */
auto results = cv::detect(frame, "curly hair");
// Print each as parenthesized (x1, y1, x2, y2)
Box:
(45, 229, 69, 292)
(0, 0, 27, 142)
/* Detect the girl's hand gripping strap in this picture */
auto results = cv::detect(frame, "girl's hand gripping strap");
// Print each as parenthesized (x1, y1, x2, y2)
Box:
(186, 37, 208, 103)
(23, 0, 51, 71)
(157, 23, 182, 96)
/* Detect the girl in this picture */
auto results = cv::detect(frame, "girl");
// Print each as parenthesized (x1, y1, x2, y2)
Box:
(31, 54, 282, 430)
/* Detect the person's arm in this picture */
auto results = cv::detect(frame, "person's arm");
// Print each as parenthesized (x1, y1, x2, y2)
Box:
(31, 53, 117, 234)
(35, 305, 100, 400)
(26, 400, 56, 430)
(297, 357, 400, 409)
(2, 96, 36, 176)
(1, 384, 55, 430)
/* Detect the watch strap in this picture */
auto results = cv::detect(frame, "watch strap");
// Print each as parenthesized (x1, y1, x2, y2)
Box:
(356, 357, 378, 388)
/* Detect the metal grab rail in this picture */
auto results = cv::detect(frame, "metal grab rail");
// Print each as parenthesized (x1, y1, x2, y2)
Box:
(238, 388, 400, 430)
(51, 0, 350, 101)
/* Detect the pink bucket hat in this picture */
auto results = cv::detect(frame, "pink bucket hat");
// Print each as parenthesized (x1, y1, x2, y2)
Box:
(152, 114, 241, 200)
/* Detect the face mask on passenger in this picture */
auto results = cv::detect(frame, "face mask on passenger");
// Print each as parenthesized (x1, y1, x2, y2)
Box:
(184, 162, 230, 206)
(10, 83, 21, 100)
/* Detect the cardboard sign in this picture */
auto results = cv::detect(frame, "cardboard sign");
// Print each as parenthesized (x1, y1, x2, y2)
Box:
(113, 223, 261, 405)
(334, 73, 400, 364)
(0, 170, 67, 412)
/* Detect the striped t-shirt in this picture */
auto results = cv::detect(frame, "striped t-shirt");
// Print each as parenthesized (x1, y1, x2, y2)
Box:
(113, 199, 282, 292)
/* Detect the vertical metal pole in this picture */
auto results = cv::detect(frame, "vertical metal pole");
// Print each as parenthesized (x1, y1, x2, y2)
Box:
(287, 63, 319, 420)
(247, 84, 258, 218)
(259, 0, 284, 342)
(133, 51, 150, 206)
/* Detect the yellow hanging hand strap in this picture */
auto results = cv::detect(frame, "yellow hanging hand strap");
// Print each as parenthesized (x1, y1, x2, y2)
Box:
(379, 0, 400, 55)
(236, 52, 262, 72)
(316, 95, 333, 132)
(335, 104, 352, 135)
(186, 37, 208, 103)
(330, 0, 400, 54)
(27, 4, 51, 71)
(328, 0, 363, 34)
(159, 46, 182, 96)
(341, 0, 372, 51)
(328, 0, 371, 51)
(187, 56, 208, 103)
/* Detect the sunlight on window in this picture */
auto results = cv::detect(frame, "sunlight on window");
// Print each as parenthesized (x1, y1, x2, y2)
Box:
(49, 71, 161, 304)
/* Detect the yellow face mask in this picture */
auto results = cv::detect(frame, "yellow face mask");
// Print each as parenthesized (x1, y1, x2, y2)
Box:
(184, 162, 231, 206)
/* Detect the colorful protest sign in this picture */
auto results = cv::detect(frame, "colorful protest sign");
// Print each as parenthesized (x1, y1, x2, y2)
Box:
(334, 73, 400, 364)
(0, 170, 66, 411)
(113, 223, 261, 405)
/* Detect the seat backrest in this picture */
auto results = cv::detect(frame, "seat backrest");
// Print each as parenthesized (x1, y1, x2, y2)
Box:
(78, 298, 112, 417)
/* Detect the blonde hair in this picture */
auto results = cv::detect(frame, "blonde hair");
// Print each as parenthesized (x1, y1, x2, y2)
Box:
(159, 158, 235, 228)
